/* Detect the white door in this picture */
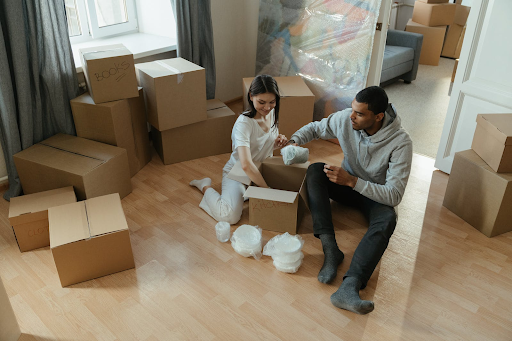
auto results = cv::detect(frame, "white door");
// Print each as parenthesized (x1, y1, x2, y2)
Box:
(435, 0, 512, 173)
(366, 0, 393, 87)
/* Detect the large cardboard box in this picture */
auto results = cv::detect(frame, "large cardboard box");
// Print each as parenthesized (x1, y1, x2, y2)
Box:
(412, 2, 456, 27)
(8, 187, 76, 252)
(71, 88, 151, 177)
(242, 76, 315, 138)
(471, 114, 512, 173)
(443, 150, 512, 237)
(80, 44, 139, 104)
(228, 157, 309, 234)
(441, 23, 465, 58)
(136, 58, 207, 131)
(49, 193, 135, 287)
(0, 277, 20, 341)
(453, 4, 470, 26)
(13, 134, 132, 200)
(152, 99, 236, 164)
(405, 20, 447, 66)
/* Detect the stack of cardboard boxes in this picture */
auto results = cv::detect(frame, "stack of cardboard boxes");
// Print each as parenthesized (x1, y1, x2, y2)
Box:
(443, 114, 512, 237)
(136, 58, 236, 164)
(405, 0, 469, 66)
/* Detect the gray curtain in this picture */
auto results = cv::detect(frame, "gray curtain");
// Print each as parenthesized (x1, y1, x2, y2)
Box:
(170, 0, 216, 100)
(0, 0, 79, 200)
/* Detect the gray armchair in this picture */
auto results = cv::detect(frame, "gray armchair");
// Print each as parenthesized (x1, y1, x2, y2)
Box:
(380, 30, 423, 85)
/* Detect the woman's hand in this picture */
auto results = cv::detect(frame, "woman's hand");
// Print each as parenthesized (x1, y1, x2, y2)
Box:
(274, 134, 288, 149)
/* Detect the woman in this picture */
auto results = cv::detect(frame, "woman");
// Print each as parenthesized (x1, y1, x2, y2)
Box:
(190, 75, 288, 224)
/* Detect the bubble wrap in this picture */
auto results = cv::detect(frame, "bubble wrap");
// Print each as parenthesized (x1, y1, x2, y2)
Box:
(256, 0, 382, 121)
(280, 145, 309, 165)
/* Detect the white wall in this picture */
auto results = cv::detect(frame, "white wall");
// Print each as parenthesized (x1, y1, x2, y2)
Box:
(210, 0, 260, 102)
(135, 0, 176, 38)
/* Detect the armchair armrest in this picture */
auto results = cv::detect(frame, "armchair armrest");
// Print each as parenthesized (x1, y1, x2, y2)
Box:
(386, 30, 423, 82)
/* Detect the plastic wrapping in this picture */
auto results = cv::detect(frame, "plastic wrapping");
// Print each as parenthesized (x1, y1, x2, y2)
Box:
(256, 0, 382, 121)
(215, 221, 231, 243)
(231, 225, 263, 260)
(280, 145, 309, 165)
(263, 232, 305, 273)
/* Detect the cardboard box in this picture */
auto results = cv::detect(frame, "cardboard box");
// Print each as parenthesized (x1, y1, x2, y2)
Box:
(0, 277, 21, 341)
(451, 58, 459, 82)
(441, 23, 465, 58)
(49, 193, 135, 287)
(412, 2, 456, 27)
(443, 150, 512, 237)
(8, 187, 76, 252)
(13, 134, 132, 201)
(405, 20, 447, 66)
(417, 0, 449, 3)
(453, 4, 470, 26)
(80, 44, 139, 104)
(242, 76, 315, 138)
(71, 88, 151, 177)
(471, 114, 512, 173)
(136, 58, 207, 131)
(228, 157, 309, 234)
(152, 99, 236, 164)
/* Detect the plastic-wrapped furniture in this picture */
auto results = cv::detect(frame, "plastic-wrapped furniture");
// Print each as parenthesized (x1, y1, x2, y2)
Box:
(380, 30, 423, 85)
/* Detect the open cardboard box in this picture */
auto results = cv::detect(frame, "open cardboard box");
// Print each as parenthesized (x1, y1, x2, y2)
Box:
(228, 157, 309, 234)
(49, 193, 135, 287)
(8, 187, 77, 252)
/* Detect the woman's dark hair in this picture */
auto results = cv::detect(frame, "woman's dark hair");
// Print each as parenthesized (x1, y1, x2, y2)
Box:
(243, 74, 280, 128)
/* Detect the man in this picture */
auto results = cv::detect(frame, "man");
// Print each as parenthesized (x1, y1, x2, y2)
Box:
(289, 86, 413, 314)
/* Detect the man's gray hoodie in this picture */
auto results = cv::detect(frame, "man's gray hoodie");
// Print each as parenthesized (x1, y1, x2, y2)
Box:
(291, 104, 413, 207)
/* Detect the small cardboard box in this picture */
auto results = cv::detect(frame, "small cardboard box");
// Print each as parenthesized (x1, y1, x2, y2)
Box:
(152, 99, 236, 164)
(406, 20, 447, 66)
(8, 187, 76, 252)
(71, 87, 151, 177)
(412, 2, 456, 27)
(228, 157, 309, 234)
(453, 4, 470, 26)
(80, 44, 139, 104)
(471, 114, 512, 173)
(441, 23, 465, 59)
(443, 150, 512, 237)
(49, 193, 135, 287)
(136, 58, 207, 131)
(242, 76, 315, 138)
(13, 134, 132, 200)
(0, 277, 21, 341)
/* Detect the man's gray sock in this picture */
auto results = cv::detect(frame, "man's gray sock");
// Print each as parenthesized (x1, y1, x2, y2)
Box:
(330, 276, 374, 314)
(318, 234, 344, 283)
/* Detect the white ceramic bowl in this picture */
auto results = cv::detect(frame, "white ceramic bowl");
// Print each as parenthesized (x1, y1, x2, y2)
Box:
(232, 225, 261, 249)
(272, 251, 303, 264)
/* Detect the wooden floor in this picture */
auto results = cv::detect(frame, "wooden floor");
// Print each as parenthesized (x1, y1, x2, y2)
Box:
(1, 139, 512, 340)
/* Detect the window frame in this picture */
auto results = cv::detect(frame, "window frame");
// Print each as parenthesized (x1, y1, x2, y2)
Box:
(68, 0, 138, 44)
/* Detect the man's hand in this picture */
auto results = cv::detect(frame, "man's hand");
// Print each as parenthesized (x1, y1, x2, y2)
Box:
(324, 164, 358, 188)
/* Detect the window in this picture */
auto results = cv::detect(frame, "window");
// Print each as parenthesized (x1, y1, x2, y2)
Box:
(65, 0, 138, 43)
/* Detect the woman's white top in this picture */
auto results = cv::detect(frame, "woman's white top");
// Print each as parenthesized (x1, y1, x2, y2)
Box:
(223, 109, 278, 173)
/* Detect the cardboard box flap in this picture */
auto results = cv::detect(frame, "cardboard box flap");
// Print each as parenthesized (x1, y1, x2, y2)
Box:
(137, 57, 204, 79)
(244, 186, 298, 204)
(227, 161, 262, 185)
(49, 201, 90, 248)
(85, 193, 128, 237)
(276, 76, 314, 98)
(476, 114, 512, 145)
(80, 44, 130, 61)
(9, 187, 76, 226)
(206, 99, 227, 111)
(207, 106, 235, 120)
(41, 134, 125, 161)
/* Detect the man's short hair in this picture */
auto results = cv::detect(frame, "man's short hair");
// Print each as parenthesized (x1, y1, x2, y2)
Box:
(355, 86, 388, 115)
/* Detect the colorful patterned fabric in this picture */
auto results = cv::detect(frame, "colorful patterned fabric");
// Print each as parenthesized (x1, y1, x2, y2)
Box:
(256, 0, 382, 120)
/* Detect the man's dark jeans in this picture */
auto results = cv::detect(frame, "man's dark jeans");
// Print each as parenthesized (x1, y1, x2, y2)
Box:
(306, 162, 397, 289)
